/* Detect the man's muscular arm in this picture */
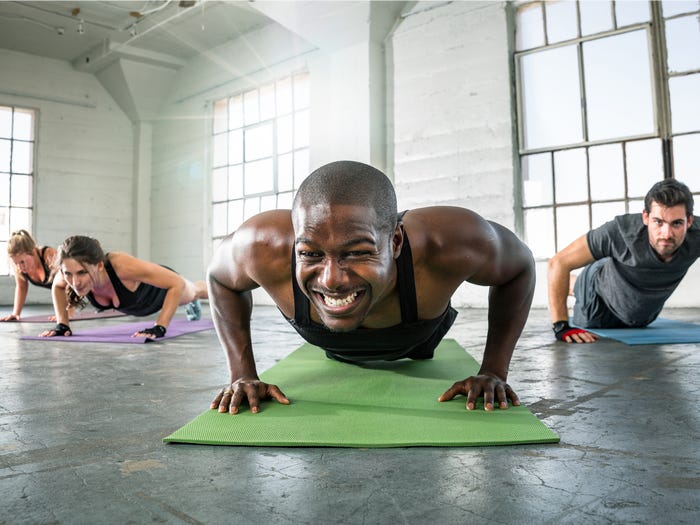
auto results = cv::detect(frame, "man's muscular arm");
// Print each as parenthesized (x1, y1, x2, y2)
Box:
(207, 223, 290, 414)
(547, 235, 598, 343)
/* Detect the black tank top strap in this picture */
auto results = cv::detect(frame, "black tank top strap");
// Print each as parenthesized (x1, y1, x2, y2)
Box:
(291, 254, 311, 324)
(396, 229, 419, 323)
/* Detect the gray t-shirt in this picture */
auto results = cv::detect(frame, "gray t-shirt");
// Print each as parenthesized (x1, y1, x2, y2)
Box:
(586, 213, 700, 326)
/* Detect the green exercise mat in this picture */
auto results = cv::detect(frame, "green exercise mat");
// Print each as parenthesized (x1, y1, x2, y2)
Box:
(164, 339, 559, 448)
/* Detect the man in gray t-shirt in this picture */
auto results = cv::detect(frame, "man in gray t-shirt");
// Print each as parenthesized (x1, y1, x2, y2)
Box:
(548, 179, 700, 343)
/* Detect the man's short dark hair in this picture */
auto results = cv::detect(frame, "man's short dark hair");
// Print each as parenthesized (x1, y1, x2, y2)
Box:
(293, 160, 398, 231)
(644, 179, 694, 217)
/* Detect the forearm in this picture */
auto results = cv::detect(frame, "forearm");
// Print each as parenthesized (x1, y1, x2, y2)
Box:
(52, 286, 71, 326)
(154, 282, 186, 328)
(12, 282, 28, 317)
(480, 264, 535, 380)
(547, 257, 571, 322)
(208, 273, 259, 382)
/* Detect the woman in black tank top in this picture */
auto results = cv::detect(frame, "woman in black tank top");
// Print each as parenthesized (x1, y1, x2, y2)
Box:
(1, 230, 57, 321)
(39, 235, 209, 340)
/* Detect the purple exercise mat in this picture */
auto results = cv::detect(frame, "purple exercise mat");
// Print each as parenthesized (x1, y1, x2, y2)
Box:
(20, 318, 214, 344)
(13, 309, 127, 323)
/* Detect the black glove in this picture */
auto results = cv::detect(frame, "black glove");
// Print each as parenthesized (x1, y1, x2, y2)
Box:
(552, 320, 587, 341)
(140, 324, 167, 338)
(53, 323, 71, 336)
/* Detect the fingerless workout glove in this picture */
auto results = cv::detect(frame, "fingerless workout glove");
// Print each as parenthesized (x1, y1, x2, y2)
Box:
(552, 320, 587, 341)
(141, 325, 167, 338)
(54, 323, 71, 336)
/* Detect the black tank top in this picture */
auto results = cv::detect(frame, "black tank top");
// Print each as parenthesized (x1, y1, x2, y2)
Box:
(285, 221, 458, 363)
(86, 258, 168, 317)
(23, 247, 54, 289)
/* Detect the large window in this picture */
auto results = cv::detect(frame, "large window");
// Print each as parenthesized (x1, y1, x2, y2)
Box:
(0, 106, 35, 275)
(515, 0, 700, 259)
(211, 73, 310, 243)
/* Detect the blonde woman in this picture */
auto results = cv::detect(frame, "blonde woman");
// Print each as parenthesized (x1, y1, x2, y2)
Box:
(1, 230, 58, 321)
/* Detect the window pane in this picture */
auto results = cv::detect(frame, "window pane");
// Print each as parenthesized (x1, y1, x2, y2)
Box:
(545, 1, 578, 44)
(229, 95, 244, 129)
(672, 134, 700, 191)
(592, 201, 626, 229)
(524, 207, 555, 258)
(589, 143, 625, 200)
(294, 149, 309, 189)
(276, 77, 293, 115)
(11, 141, 33, 174)
(228, 165, 243, 200)
(669, 74, 700, 133)
(628, 198, 644, 214)
(13, 109, 33, 141)
(0, 173, 9, 205)
(522, 152, 553, 207)
(212, 202, 228, 237)
(519, 45, 582, 149)
(245, 124, 273, 161)
(277, 115, 293, 154)
(554, 148, 588, 204)
(662, 0, 699, 17)
(213, 99, 227, 134)
(580, 0, 613, 36)
(583, 30, 655, 141)
(243, 90, 259, 125)
(11, 175, 32, 207)
(516, 2, 545, 51)
(294, 110, 310, 149)
(212, 133, 227, 167)
(278, 152, 294, 192)
(212, 167, 227, 202)
(0, 206, 8, 238)
(277, 191, 294, 209)
(615, 0, 650, 27)
(556, 205, 590, 251)
(666, 15, 700, 73)
(228, 129, 243, 165)
(244, 158, 274, 194)
(0, 139, 10, 172)
(260, 194, 277, 213)
(243, 197, 260, 221)
(10, 207, 31, 234)
(0, 107, 11, 139)
(626, 139, 663, 198)
(259, 84, 276, 121)
(228, 199, 244, 232)
(294, 73, 310, 109)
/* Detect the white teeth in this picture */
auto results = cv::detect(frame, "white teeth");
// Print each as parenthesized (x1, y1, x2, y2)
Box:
(323, 292, 358, 307)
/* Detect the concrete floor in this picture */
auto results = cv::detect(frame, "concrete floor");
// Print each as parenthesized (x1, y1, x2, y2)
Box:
(1, 304, 698, 524)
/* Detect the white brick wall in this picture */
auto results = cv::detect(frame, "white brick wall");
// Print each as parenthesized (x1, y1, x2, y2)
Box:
(0, 49, 133, 306)
(391, 1, 516, 307)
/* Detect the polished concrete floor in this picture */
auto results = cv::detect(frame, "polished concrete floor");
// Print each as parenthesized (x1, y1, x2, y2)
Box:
(1, 303, 698, 524)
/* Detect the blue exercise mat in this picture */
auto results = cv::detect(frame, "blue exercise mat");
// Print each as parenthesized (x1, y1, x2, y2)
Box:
(584, 318, 700, 345)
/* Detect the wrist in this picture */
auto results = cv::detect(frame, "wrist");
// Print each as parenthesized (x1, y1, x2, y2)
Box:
(552, 320, 569, 332)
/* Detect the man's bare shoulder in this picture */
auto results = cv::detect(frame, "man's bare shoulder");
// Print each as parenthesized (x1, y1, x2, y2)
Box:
(403, 206, 492, 255)
(227, 210, 294, 285)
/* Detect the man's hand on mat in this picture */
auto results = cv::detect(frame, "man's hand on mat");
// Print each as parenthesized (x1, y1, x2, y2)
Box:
(552, 321, 598, 344)
(39, 323, 72, 337)
(438, 374, 520, 411)
(0, 314, 20, 321)
(212, 379, 290, 414)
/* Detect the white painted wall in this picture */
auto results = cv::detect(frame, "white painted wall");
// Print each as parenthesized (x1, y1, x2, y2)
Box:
(0, 49, 133, 306)
(391, 1, 516, 307)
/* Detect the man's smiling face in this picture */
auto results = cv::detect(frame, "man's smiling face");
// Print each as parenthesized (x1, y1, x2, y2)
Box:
(292, 202, 400, 332)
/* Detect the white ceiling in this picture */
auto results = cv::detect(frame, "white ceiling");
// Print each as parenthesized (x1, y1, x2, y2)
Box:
(0, 1, 275, 63)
